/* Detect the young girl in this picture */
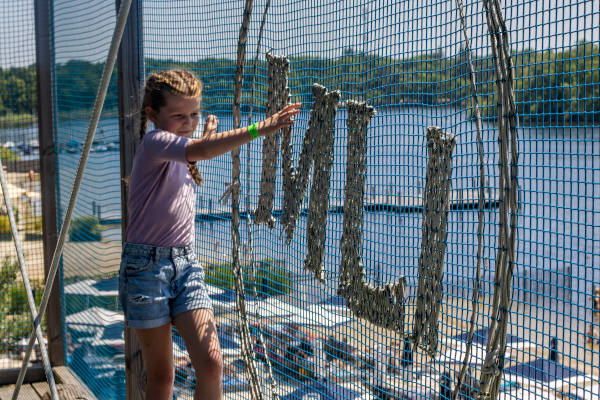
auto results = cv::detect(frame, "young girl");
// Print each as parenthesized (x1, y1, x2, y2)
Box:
(119, 69, 300, 399)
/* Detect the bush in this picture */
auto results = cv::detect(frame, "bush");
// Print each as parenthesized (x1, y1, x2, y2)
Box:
(69, 215, 102, 242)
(0, 311, 45, 351)
(204, 258, 290, 296)
(25, 215, 43, 233)
(254, 259, 291, 296)
(1, 257, 19, 290)
(204, 263, 236, 289)
(0, 208, 20, 236)
(0, 113, 37, 129)
(7, 282, 44, 314)
(0, 215, 13, 235)
(0, 146, 20, 162)
(0, 259, 46, 353)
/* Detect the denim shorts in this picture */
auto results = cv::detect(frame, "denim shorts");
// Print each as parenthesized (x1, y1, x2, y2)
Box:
(118, 242, 213, 329)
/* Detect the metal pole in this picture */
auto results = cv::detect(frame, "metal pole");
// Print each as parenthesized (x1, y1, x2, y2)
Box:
(12, 0, 133, 397)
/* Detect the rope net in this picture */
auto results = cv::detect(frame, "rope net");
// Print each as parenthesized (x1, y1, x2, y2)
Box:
(0, 0, 48, 376)
(1, 1, 599, 399)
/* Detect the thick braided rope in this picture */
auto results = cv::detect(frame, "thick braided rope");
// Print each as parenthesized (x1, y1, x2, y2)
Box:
(338, 100, 406, 334)
(243, 3, 280, 397)
(410, 126, 456, 357)
(281, 84, 340, 246)
(253, 53, 290, 229)
(452, 0, 488, 396)
(231, 2, 264, 399)
(477, 0, 519, 398)
(304, 88, 340, 282)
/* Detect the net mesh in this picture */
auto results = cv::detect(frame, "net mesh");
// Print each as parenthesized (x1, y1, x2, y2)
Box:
(0, 0, 599, 399)
(0, 0, 45, 373)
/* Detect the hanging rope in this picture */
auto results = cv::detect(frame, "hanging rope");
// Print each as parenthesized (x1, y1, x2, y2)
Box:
(243, 0, 281, 396)
(452, 0, 488, 396)
(280, 84, 340, 251)
(477, 0, 520, 397)
(338, 100, 406, 334)
(11, 1, 133, 398)
(410, 126, 456, 357)
(253, 52, 289, 229)
(303, 87, 339, 282)
(230, 1, 264, 399)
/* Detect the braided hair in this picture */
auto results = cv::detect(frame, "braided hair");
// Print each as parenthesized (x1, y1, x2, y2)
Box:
(140, 70, 204, 186)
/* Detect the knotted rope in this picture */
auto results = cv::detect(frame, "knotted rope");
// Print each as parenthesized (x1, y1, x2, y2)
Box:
(452, 0, 488, 396)
(338, 100, 406, 334)
(242, 1, 280, 397)
(411, 126, 456, 357)
(477, 0, 520, 397)
(304, 88, 340, 282)
(230, 1, 264, 399)
(254, 52, 289, 229)
(280, 84, 340, 254)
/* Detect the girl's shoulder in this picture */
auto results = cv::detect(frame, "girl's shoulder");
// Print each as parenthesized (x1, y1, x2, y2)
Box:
(138, 129, 190, 164)
(141, 129, 187, 148)
(142, 129, 174, 141)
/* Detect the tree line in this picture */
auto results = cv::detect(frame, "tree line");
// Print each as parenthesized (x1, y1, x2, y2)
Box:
(1, 40, 598, 128)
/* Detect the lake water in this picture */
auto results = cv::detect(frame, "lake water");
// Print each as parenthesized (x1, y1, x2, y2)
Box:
(3, 107, 600, 312)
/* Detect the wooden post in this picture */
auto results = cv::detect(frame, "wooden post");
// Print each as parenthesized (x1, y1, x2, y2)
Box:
(34, 0, 63, 366)
(116, 0, 145, 398)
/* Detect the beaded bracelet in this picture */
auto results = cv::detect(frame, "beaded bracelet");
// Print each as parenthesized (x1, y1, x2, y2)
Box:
(248, 123, 259, 139)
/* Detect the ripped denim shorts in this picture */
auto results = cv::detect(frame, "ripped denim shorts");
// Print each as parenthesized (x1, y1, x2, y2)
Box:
(118, 242, 213, 329)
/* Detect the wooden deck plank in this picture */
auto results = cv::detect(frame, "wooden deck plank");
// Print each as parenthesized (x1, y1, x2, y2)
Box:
(0, 367, 97, 400)
(0, 384, 41, 400)
(52, 366, 97, 399)
(30, 382, 48, 398)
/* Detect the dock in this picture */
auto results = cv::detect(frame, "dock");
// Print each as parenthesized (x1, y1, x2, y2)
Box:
(194, 189, 499, 221)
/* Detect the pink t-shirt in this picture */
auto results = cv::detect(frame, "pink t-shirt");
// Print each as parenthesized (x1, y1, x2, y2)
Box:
(125, 129, 196, 247)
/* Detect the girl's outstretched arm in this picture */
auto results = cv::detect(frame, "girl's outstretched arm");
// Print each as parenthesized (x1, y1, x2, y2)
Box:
(185, 103, 301, 161)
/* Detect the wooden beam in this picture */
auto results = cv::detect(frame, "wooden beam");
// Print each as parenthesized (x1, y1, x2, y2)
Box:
(0, 367, 45, 386)
(52, 366, 97, 399)
(116, 0, 145, 398)
(34, 0, 63, 366)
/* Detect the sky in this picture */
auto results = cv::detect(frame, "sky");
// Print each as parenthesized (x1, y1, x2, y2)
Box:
(1, 0, 599, 69)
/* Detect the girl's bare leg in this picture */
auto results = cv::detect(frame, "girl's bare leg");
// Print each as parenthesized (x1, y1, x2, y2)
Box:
(174, 309, 223, 400)
(134, 323, 175, 400)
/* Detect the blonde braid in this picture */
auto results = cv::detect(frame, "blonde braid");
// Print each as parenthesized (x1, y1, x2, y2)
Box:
(141, 69, 204, 187)
(139, 108, 148, 140)
(188, 164, 204, 186)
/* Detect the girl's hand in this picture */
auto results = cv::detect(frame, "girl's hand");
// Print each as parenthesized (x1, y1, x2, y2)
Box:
(203, 115, 218, 137)
(257, 103, 302, 137)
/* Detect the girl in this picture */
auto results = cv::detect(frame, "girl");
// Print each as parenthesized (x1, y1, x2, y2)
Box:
(119, 69, 301, 399)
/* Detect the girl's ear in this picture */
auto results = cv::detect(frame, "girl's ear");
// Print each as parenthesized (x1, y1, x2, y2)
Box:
(145, 106, 158, 124)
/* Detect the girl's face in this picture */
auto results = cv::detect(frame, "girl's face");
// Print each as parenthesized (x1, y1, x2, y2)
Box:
(146, 92, 201, 138)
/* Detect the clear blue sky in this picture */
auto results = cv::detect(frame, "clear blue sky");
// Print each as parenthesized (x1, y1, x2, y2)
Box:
(1, 0, 599, 69)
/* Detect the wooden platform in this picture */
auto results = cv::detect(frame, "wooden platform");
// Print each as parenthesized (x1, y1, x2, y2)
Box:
(0, 366, 97, 400)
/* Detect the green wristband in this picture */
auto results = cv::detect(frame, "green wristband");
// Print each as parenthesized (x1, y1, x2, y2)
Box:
(248, 123, 259, 139)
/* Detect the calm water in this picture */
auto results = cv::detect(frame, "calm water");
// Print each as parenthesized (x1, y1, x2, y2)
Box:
(4, 108, 599, 306)
(3, 108, 599, 307)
